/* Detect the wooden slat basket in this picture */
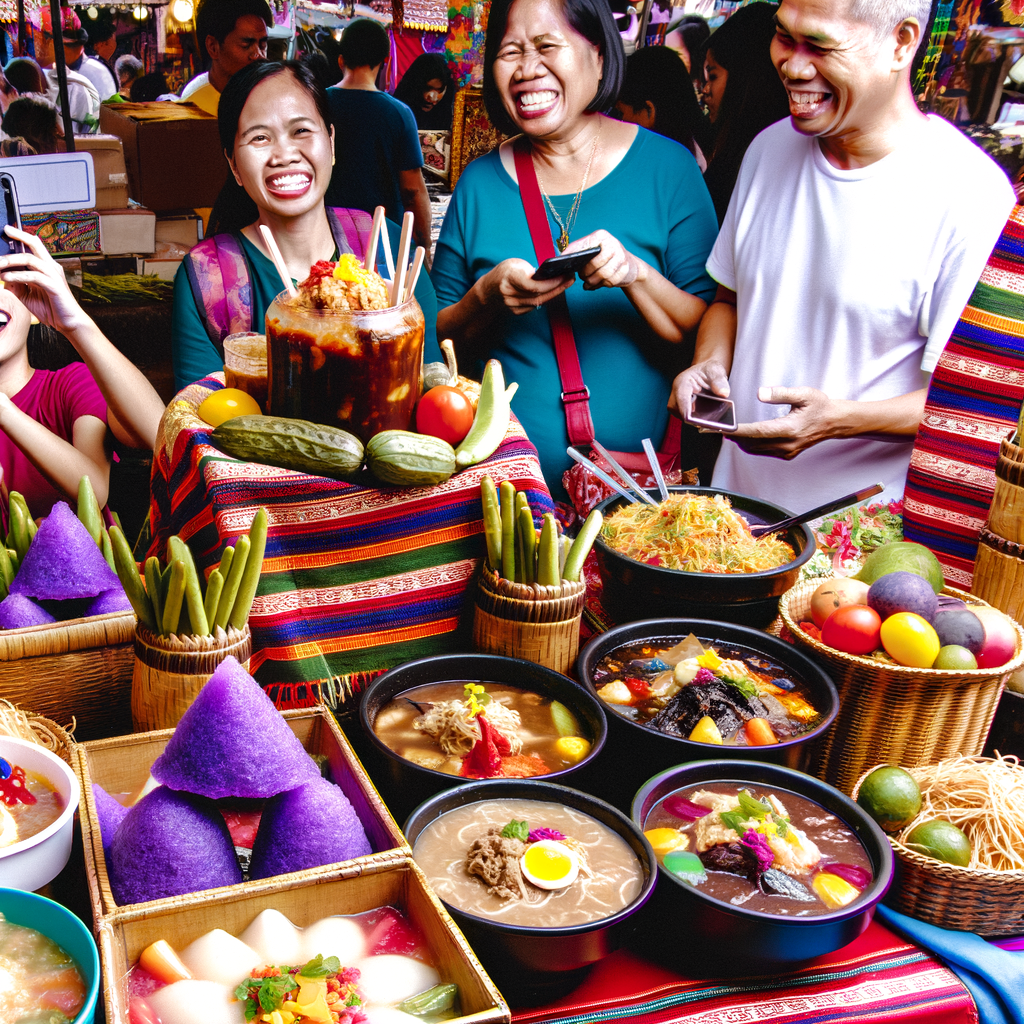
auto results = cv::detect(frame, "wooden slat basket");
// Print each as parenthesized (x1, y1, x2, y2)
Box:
(780, 581, 1024, 794)
(0, 611, 135, 740)
(76, 707, 409, 923)
(852, 764, 1024, 936)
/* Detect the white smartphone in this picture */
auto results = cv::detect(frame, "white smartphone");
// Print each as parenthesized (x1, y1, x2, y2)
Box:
(687, 391, 737, 433)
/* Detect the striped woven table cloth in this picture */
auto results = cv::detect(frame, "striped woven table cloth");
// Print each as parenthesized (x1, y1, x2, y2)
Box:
(147, 374, 554, 707)
(512, 920, 976, 1024)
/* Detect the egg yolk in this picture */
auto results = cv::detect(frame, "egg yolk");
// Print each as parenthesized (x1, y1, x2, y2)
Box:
(523, 843, 573, 882)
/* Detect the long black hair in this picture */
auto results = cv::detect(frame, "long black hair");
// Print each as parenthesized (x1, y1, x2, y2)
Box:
(208, 60, 331, 237)
(395, 53, 454, 130)
(617, 45, 710, 157)
(482, 0, 625, 136)
(701, 2, 789, 224)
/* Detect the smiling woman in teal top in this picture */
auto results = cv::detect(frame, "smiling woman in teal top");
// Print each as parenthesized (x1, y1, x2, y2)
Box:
(433, 0, 718, 498)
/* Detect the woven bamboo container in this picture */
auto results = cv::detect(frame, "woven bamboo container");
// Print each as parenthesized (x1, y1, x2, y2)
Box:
(0, 611, 134, 740)
(76, 706, 409, 922)
(852, 765, 1024, 936)
(987, 434, 1024, 544)
(780, 581, 1024, 794)
(472, 564, 586, 673)
(131, 624, 252, 731)
(972, 528, 1024, 623)
(97, 858, 509, 1024)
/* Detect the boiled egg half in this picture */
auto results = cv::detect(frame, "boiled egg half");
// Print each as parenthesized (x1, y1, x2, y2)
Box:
(520, 840, 580, 890)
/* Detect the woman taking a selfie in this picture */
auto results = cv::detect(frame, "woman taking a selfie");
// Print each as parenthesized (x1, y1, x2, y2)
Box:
(432, 0, 718, 497)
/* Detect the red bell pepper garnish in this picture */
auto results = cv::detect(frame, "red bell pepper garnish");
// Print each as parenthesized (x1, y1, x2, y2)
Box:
(623, 677, 652, 699)
(461, 713, 503, 778)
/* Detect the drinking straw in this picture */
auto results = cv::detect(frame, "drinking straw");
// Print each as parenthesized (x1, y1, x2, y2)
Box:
(378, 215, 395, 281)
(364, 206, 385, 273)
(642, 438, 669, 501)
(258, 224, 298, 298)
(391, 211, 415, 307)
(404, 246, 425, 304)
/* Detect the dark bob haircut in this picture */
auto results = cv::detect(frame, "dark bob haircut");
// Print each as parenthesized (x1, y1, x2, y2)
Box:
(209, 60, 331, 236)
(482, 0, 625, 137)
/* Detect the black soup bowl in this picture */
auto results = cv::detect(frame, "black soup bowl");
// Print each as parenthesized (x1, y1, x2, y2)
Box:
(360, 654, 608, 821)
(405, 779, 657, 1001)
(594, 486, 815, 628)
(632, 761, 893, 973)
(576, 619, 839, 812)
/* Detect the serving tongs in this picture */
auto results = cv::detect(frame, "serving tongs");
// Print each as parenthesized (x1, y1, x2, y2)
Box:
(591, 441, 659, 506)
(567, 447, 645, 506)
(747, 482, 885, 538)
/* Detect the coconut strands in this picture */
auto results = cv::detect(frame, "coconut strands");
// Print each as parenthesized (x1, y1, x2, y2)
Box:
(0, 698, 75, 763)
(900, 754, 1024, 871)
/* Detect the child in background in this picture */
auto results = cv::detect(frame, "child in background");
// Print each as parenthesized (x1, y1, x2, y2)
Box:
(0, 226, 166, 518)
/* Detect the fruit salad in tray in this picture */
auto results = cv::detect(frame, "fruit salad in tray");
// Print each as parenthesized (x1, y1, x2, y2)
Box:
(808, 499, 904, 576)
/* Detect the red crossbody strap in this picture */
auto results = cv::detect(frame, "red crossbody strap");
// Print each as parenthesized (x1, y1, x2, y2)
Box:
(513, 137, 596, 447)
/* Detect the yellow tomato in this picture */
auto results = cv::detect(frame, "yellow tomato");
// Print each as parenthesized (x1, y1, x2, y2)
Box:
(198, 388, 262, 427)
(880, 612, 941, 668)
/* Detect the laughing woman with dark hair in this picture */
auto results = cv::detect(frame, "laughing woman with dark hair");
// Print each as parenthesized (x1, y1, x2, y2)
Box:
(433, 0, 718, 495)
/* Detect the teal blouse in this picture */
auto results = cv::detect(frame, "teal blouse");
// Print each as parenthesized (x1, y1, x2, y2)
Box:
(432, 128, 719, 497)
(172, 226, 440, 393)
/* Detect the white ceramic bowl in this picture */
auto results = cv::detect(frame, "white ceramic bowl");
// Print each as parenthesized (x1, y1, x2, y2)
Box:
(0, 736, 79, 890)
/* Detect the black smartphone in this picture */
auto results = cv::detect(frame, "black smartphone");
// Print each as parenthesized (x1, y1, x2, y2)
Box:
(0, 173, 24, 257)
(532, 245, 602, 280)
(687, 391, 738, 433)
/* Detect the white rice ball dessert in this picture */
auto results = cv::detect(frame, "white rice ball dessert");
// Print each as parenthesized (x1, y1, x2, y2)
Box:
(148, 981, 245, 1024)
(239, 909, 303, 966)
(178, 929, 261, 987)
(356, 955, 439, 1005)
(298, 916, 367, 964)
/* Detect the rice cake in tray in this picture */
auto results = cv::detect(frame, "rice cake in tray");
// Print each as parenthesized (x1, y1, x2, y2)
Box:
(98, 859, 510, 1024)
(76, 707, 409, 923)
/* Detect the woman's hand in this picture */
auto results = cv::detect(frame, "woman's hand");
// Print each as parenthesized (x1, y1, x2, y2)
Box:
(484, 257, 573, 314)
(569, 231, 646, 291)
(0, 226, 90, 334)
(669, 358, 731, 420)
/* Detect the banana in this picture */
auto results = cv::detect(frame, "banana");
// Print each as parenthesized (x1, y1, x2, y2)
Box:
(454, 359, 517, 469)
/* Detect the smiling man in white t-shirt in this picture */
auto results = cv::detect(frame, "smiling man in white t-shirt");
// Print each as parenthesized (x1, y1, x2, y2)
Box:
(670, 0, 1015, 511)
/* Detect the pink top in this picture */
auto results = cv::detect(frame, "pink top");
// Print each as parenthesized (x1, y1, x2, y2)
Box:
(0, 364, 107, 517)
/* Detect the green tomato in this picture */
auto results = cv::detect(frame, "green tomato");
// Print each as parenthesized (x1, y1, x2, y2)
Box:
(880, 612, 941, 668)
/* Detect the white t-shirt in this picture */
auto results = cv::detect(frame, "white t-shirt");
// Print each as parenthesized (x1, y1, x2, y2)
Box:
(707, 115, 1015, 512)
(43, 67, 100, 134)
(75, 55, 117, 102)
(179, 73, 209, 100)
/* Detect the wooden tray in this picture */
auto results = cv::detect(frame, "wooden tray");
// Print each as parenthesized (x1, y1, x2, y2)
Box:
(97, 858, 510, 1024)
(75, 707, 409, 922)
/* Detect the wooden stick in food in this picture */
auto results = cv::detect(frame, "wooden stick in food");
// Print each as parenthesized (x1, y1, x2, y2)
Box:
(364, 206, 385, 273)
(378, 216, 395, 281)
(391, 211, 415, 307)
(258, 224, 298, 298)
(404, 246, 425, 304)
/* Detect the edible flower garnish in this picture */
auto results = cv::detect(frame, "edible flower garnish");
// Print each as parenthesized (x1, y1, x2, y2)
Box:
(463, 683, 490, 716)
(696, 649, 723, 671)
(741, 830, 774, 874)
(528, 827, 566, 843)
(501, 819, 529, 842)
(332, 253, 364, 281)
(234, 957, 360, 1024)
(692, 668, 715, 686)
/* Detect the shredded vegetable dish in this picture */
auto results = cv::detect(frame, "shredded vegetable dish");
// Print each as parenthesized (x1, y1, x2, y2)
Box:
(601, 493, 795, 574)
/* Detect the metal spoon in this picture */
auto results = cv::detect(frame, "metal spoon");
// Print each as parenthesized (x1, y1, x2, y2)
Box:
(591, 441, 659, 506)
(748, 482, 885, 538)
(642, 438, 669, 502)
(566, 447, 639, 504)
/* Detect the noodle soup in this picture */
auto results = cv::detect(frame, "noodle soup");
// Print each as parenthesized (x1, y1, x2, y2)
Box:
(413, 799, 644, 927)
(0, 770, 64, 851)
(0, 914, 88, 1023)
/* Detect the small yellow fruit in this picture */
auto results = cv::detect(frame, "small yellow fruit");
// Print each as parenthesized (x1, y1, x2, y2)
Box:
(198, 388, 262, 427)
(688, 715, 723, 745)
(644, 827, 689, 858)
(812, 872, 860, 909)
(554, 736, 591, 764)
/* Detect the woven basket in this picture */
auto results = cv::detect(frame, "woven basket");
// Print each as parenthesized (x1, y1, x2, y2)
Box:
(852, 764, 1024, 936)
(972, 528, 1024, 622)
(0, 611, 134, 740)
(988, 434, 1024, 544)
(780, 580, 1024, 794)
(472, 565, 586, 673)
(131, 624, 252, 731)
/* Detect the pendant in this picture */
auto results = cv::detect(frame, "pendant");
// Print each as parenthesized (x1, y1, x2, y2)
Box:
(557, 231, 569, 253)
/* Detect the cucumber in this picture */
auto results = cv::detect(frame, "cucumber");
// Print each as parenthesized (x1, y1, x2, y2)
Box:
(366, 430, 456, 487)
(396, 984, 458, 1017)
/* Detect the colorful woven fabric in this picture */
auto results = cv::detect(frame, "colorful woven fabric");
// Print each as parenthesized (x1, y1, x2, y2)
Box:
(148, 375, 553, 707)
(512, 920, 976, 1024)
(904, 206, 1024, 589)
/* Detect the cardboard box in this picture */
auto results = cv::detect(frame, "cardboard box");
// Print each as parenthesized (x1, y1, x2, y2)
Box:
(136, 257, 182, 281)
(22, 209, 101, 255)
(99, 861, 510, 1024)
(75, 135, 129, 209)
(99, 101, 229, 212)
(75, 707, 409, 922)
(99, 208, 156, 255)
(155, 212, 203, 248)
(56, 257, 83, 289)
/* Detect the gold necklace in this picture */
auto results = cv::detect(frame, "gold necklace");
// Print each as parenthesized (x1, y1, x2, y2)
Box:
(536, 121, 603, 252)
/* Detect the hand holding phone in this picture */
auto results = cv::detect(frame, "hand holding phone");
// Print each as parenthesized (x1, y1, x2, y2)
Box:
(532, 245, 602, 281)
(686, 390, 737, 433)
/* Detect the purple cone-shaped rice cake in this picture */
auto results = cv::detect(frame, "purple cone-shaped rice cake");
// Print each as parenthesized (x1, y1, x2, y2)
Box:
(151, 656, 318, 800)
(10, 501, 119, 600)
(84, 588, 132, 616)
(92, 783, 129, 857)
(0, 593, 55, 629)
(249, 776, 372, 880)
(109, 786, 242, 905)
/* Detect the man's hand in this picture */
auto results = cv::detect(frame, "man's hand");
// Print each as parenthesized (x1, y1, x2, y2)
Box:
(669, 358, 731, 420)
(485, 258, 573, 315)
(731, 386, 839, 459)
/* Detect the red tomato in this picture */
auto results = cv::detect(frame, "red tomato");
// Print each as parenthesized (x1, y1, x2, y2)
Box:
(416, 385, 475, 446)
(820, 604, 883, 656)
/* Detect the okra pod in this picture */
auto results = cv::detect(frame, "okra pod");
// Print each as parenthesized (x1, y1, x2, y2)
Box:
(537, 514, 559, 587)
(204, 569, 225, 625)
(515, 491, 528, 515)
(562, 509, 603, 582)
(144, 557, 164, 628)
(0, 545, 14, 589)
(518, 506, 536, 585)
(217, 544, 234, 584)
(77, 475, 103, 545)
(169, 536, 209, 636)
(24, 515, 36, 541)
(499, 480, 516, 581)
(109, 525, 157, 631)
(514, 520, 525, 584)
(228, 507, 268, 630)
(480, 476, 502, 572)
(9, 501, 28, 564)
(215, 535, 249, 630)
(161, 559, 186, 636)
(100, 529, 115, 572)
